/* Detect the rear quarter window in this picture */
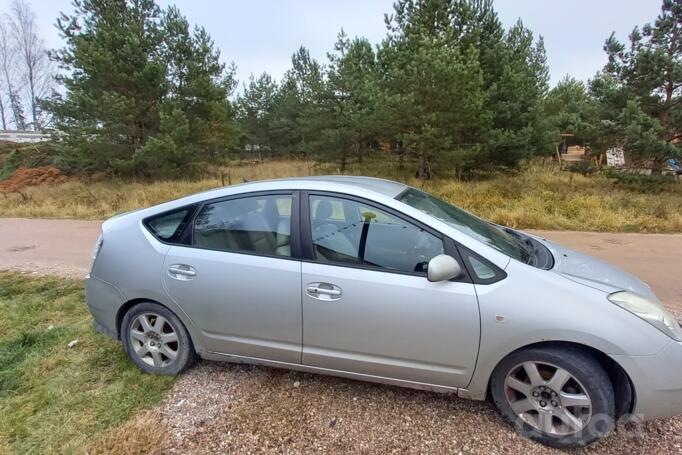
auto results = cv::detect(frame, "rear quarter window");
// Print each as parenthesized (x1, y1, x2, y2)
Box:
(144, 205, 196, 244)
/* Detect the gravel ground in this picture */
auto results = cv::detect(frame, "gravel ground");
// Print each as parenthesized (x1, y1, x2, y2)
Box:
(152, 361, 682, 454)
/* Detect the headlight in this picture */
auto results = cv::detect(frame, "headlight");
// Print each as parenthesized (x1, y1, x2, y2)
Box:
(608, 291, 682, 341)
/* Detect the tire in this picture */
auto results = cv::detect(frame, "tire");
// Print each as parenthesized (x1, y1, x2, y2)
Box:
(489, 345, 615, 449)
(121, 302, 196, 375)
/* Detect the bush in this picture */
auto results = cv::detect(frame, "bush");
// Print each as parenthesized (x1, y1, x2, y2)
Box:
(603, 169, 678, 193)
(566, 161, 597, 176)
(0, 167, 68, 194)
(0, 142, 57, 180)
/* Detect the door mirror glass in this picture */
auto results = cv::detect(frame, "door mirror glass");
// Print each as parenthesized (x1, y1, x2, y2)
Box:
(427, 254, 462, 282)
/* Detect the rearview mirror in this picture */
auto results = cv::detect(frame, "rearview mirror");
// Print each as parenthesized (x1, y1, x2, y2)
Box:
(427, 254, 462, 282)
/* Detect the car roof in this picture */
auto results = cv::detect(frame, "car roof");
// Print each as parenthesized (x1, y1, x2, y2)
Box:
(240, 175, 409, 198)
(288, 175, 408, 197)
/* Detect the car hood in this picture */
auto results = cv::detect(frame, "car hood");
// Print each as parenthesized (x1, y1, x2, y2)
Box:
(531, 235, 661, 303)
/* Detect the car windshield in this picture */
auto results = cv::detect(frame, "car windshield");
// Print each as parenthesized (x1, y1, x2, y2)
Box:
(396, 188, 531, 263)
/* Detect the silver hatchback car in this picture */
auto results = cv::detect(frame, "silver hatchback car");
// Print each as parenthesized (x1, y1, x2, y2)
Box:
(86, 176, 682, 448)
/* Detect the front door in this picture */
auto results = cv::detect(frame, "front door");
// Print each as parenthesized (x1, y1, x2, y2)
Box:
(162, 192, 302, 363)
(300, 193, 480, 388)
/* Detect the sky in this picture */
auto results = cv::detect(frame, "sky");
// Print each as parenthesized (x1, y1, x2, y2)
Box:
(0, 0, 663, 89)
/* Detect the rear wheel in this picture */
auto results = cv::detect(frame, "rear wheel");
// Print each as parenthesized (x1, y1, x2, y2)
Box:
(121, 302, 196, 375)
(490, 346, 615, 448)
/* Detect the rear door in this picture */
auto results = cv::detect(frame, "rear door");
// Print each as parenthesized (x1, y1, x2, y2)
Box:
(300, 192, 481, 388)
(161, 191, 303, 363)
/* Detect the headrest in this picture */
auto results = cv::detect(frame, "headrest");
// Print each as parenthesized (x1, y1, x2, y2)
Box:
(315, 200, 333, 220)
(235, 197, 259, 213)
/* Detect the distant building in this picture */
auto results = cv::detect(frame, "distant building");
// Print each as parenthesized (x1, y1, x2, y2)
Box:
(606, 147, 626, 168)
(0, 130, 49, 143)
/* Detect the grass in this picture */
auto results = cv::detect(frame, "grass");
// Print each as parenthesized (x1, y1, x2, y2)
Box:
(0, 272, 175, 454)
(0, 158, 681, 232)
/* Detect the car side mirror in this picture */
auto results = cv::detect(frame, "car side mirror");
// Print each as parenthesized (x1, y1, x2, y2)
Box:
(427, 254, 462, 282)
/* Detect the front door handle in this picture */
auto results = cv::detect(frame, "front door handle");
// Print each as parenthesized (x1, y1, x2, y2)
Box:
(168, 264, 196, 280)
(306, 282, 342, 300)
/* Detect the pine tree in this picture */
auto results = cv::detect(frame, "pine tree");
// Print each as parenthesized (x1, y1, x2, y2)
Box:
(316, 30, 379, 171)
(596, 0, 682, 172)
(378, 0, 489, 179)
(236, 72, 278, 154)
(43, 0, 237, 176)
(267, 47, 324, 157)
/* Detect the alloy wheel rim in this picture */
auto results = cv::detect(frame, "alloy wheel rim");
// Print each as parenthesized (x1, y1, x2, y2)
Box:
(129, 313, 179, 368)
(504, 361, 592, 436)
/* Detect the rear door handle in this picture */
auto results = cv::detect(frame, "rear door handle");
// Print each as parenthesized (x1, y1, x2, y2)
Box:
(306, 282, 342, 300)
(168, 264, 196, 280)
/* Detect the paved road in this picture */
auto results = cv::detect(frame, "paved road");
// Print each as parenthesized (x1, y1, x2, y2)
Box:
(1, 218, 680, 310)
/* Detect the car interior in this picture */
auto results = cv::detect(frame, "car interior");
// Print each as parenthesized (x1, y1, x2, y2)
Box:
(159, 193, 443, 274)
(310, 196, 443, 273)
(193, 197, 292, 256)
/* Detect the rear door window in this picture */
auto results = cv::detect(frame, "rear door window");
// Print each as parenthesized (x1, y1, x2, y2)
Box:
(193, 194, 293, 257)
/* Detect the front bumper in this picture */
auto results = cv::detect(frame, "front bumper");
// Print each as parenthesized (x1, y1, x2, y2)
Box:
(612, 340, 682, 421)
(85, 274, 126, 340)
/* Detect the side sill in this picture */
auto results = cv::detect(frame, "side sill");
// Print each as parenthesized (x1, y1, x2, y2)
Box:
(201, 350, 465, 396)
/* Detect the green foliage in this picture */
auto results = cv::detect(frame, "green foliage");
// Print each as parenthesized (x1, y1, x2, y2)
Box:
(545, 77, 596, 145)
(603, 168, 679, 192)
(42, 0, 237, 177)
(233, 0, 554, 179)
(590, 0, 682, 171)
(236, 72, 278, 152)
(377, 0, 490, 178)
(0, 142, 57, 180)
(315, 31, 379, 170)
(566, 161, 597, 177)
(40, 0, 682, 182)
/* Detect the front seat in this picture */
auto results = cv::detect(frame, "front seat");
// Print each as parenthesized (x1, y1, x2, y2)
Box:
(312, 200, 357, 260)
(234, 199, 277, 254)
(275, 219, 291, 256)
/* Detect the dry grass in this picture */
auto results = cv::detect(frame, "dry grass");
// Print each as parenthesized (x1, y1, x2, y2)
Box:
(86, 411, 171, 455)
(1, 158, 681, 232)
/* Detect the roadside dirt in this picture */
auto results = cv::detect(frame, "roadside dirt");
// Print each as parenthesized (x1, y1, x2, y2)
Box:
(2, 217, 682, 454)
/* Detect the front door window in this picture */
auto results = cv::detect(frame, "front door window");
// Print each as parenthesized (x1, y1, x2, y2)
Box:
(309, 195, 443, 274)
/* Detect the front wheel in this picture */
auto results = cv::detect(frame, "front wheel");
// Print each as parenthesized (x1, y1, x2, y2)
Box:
(121, 302, 196, 375)
(490, 346, 615, 448)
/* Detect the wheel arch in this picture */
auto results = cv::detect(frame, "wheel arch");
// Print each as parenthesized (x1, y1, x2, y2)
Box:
(115, 298, 152, 339)
(485, 340, 635, 418)
(115, 297, 205, 355)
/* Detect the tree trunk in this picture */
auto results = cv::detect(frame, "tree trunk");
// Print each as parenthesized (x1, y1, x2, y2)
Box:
(661, 80, 673, 134)
(29, 71, 37, 130)
(0, 96, 6, 129)
(651, 156, 666, 175)
(417, 154, 431, 180)
(339, 152, 347, 174)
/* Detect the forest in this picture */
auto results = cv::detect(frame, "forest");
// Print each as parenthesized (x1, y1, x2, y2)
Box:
(1, 0, 681, 180)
